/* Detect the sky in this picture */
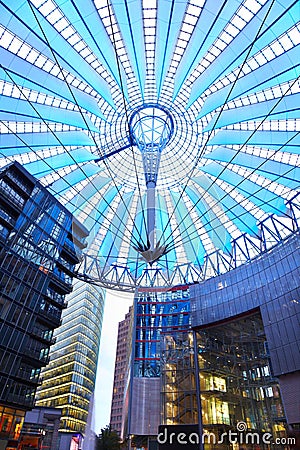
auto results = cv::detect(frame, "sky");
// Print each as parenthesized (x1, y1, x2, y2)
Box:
(93, 289, 133, 434)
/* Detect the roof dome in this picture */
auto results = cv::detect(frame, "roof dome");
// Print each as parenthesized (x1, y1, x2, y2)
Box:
(0, 0, 299, 290)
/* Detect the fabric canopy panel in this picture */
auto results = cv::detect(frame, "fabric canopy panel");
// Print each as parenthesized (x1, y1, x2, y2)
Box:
(0, 0, 299, 290)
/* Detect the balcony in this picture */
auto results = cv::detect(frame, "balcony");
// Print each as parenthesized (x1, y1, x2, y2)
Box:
(23, 347, 50, 365)
(62, 237, 81, 263)
(45, 288, 68, 308)
(57, 257, 76, 276)
(51, 269, 73, 294)
(0, 182, 25, 210)
(29, 327, 57, 345)
(5, 170, 33, 196)
(0, 209, 16, 228)
(37, 305, 62, 326)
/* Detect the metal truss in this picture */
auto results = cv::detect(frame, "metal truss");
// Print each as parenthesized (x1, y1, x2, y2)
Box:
(75, 192, 300, 291)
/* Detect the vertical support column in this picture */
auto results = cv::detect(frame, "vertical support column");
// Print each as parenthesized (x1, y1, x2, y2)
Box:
(193, 330, 204, 450)
(146, 181, 156, 250)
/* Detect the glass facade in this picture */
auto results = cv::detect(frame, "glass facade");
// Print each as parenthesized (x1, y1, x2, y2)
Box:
(110, 307, 133, 436)
(190, 232, 300, 380)
(195, 311, 287, 450)
(161, 331, 197, 426)
(35, 280, 105, 434)
(125, 287, 191, 441)
(134, 288, 190, 378)
(0, 161, 88, 448)
(0, 407, 24, 444)
(0, 1, 299, 448)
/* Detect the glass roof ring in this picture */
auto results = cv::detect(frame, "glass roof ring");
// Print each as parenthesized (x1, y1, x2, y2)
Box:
(129, 104, 174, 152)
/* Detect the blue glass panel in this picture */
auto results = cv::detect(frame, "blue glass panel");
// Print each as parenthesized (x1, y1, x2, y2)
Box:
(192, 176, 259, 236)
(0, 96, 99, 131)
(185, 185, 232, 252)
(0, 131, 95, 155)
(156, 0, 186, 96)
(55, 0, 126, 92)
(204, 93, 300, 131)
(208, 130, 300, 151)
(168, 190, 205, 265)
(201, 162, 287, 215)
(0, 58, 106, 119)
(174, 0, 239, 99)
(111, 0, 145, 97)
(197, 48, 300, 120)
(206, 147, 300, 189)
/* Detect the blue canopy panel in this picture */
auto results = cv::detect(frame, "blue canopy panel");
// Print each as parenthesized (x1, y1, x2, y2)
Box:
(24, 152, 98, 177)
(1, 1, 115, 108)
(0, 96, 99, 131)
(130, 193, 147, 248)
(185, 185, 232, 253)
(111, 0, 146, 98)
(66, 174, 111, 214)
(205, 147, 300, 190)
(155, 0, 186, 97)
(207, 130, 300, 152)
(0, 55, 106, 120)
(156, 193, 177, 272)
(127, 193, 146, 276)
(0, 131, 95, 155)
(54, 0, 129, 96)
(186, 0, 298, 108)
(192, 175, 258, 237)
(204, 92, 300, 132)
(200, 161, 287, 216)
(173, 0, 240, 100)
(81, 186, 120, 246)
(196, 47, 300, 120)
(168, 189, 205, 266)
(47, 167, 106, 198)
(99, 191, 135, 269)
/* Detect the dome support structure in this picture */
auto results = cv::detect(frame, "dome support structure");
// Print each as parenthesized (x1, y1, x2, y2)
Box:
(129, 105, 174, 264)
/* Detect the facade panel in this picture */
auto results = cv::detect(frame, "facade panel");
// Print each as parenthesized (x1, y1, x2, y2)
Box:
(36, 280, 105, 435)
(0, 162, 88, 449)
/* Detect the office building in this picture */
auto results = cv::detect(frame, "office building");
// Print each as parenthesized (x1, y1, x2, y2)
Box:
(190, 227, 300, 446)
(119, 287, 191, 448)
(36, 280, 105, 442)
(110, 306, 133, 436)
(0, 162, 88, 450)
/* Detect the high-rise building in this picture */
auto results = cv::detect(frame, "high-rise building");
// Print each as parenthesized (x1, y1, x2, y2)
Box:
(35, 280, 105, 444)
(110, 306, 133, 435)
(190, 229, 300, 448)
(120, 287, 191, 448)
(0, 162, 88, 450)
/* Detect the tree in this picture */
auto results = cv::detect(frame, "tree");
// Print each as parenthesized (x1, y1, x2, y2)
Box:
(96, 425, 121, 450)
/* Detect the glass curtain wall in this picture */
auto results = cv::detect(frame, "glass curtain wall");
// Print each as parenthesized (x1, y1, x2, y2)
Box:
(194, 311, 287, 450)
(161, 331, 198, 426)
(36, 280, 104, 434)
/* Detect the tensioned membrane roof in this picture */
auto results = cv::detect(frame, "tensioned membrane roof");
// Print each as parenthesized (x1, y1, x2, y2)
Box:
(0, 0, 299, 290)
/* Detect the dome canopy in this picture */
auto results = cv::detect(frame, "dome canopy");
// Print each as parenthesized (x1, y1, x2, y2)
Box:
(0, 0, 299, 290)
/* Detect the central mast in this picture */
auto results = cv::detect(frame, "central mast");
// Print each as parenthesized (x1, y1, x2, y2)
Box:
(129, 105, 173, 262)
